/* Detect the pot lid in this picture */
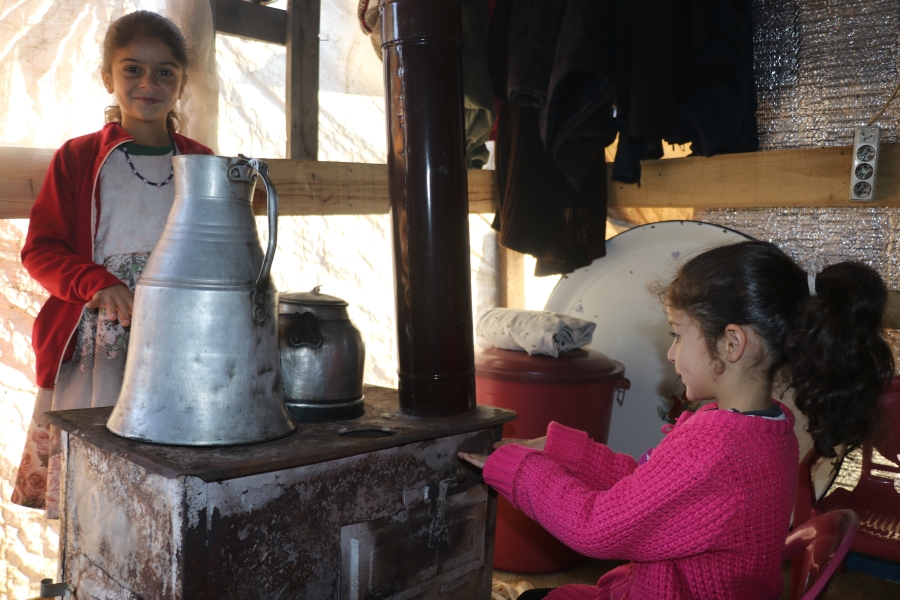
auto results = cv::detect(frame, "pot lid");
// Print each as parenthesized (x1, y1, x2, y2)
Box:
(280, 287, 348, 311)
(474, 346, 625, 384)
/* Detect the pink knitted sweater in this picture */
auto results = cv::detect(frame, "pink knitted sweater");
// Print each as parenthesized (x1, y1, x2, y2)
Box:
(483, 402, 799, 600)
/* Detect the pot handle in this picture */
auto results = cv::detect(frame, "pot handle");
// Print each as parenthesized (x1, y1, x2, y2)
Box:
(288, 312, 324, 348)
(615, 378, 631, 406)
(237, 155, 278, 323)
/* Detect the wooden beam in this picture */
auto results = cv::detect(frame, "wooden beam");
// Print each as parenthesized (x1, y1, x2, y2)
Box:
(0, 147, 55, 219)
(609, 144, 899, 209)
(10, 144, 900, 215)
(286, 0, 319, 160)
(4, 145, 898, 327)
(250, 160, 498, 215)
(212, 0, 287, 45)
(0, 151, 496, 218)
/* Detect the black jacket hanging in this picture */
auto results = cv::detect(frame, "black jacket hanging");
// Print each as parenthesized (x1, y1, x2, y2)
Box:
(491, 0, 612, 276)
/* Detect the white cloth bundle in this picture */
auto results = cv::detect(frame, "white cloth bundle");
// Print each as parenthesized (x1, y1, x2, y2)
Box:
(476, 308, 596, 357)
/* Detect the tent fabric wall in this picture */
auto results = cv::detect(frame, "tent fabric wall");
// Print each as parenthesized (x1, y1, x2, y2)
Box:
(0, 0, 217, 150)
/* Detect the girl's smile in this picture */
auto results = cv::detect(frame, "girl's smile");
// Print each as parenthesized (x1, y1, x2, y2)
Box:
(101, 35, 186, 144)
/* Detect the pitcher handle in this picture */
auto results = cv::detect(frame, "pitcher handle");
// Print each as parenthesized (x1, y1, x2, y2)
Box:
(254, 160, 278, 294)
(236, 155, 278, 324)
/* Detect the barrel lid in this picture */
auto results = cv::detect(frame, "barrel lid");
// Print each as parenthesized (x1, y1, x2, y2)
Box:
(474, 346, 625, 384)
(280, 287, 348, 311)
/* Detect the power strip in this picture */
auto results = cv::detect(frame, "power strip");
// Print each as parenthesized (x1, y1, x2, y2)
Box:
(850, 126, 881, 202)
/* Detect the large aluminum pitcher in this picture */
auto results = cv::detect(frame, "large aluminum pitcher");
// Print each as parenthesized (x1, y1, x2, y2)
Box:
(107, 155, 297, 445)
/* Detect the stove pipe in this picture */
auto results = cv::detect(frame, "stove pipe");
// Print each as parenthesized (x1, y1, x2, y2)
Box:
(381, 0, 476, 416)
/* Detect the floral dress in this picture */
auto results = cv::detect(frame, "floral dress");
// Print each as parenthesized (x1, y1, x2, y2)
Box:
(12, 252, 149, 516)
(12, 402, 57, 513)
(13, 142, 175, 517)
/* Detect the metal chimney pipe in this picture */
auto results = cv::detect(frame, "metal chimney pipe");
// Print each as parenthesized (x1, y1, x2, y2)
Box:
(381, 0, 476, 416)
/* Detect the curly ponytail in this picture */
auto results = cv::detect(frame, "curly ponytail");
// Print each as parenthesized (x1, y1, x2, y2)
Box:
(663, 241, 894, 458)
(784, 262, 895, 457)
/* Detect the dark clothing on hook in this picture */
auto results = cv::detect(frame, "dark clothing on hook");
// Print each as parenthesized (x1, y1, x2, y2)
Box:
(540, 0, 619, 191)
(611, 115, 663, 185)
(670, 0, 758, 156)
(488, 0, 758, 275)
(461, 0, 496, 168)
(505, 0, 566, 108)
(618, 0, 757, 154)
(492, 101, 608, 277)
(491, 0, 611, 276)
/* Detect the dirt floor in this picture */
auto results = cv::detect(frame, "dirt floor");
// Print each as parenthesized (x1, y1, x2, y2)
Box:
(491, 558, 900, 600)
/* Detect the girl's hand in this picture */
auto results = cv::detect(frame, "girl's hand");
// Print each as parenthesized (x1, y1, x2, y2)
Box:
(86, 284, 134, 326)
(458, 436, 547, 469)
(494, 436, 547, 451)
(457, 452, 489, 469)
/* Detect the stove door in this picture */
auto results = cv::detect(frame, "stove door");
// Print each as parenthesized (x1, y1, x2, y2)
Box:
(340, 486, 487, 599)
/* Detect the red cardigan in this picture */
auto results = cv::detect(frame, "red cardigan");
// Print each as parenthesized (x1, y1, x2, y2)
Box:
(22, 122, 213, 388)
(483, 404, 798, 600)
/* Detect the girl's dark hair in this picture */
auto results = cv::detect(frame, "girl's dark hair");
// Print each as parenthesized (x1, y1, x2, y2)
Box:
(662, 240, 894, 458)
(102, 11, 191, 131)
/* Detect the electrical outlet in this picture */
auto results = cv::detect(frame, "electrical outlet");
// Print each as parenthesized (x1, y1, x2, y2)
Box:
(850, 126, 881, 202)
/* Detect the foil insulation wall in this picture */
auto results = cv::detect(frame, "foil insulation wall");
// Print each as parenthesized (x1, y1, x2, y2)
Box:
(696, 0, 900, 286)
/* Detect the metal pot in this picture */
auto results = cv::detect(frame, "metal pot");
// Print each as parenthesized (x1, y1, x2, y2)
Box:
(279, 288, 365, 421)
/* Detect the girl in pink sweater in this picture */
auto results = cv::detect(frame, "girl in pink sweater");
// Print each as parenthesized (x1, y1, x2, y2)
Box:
(461, 241, 894, 600)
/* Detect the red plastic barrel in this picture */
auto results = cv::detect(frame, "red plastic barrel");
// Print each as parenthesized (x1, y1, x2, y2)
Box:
(475, 346, 629, 574)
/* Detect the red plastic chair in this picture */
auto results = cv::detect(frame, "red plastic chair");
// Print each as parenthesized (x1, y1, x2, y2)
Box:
(783, 509, 860, 600)
(794, 376, 900, 564)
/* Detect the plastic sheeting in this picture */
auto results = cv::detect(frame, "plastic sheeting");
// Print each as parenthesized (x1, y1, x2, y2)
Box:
(0, 0, 384, 152)
(0, 0, 218, 150)
(216, 0, 387, 158)
(697, 0, 900, 288)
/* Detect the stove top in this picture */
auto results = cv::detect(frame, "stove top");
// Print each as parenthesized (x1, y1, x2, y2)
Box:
(46, 384, 515, 482)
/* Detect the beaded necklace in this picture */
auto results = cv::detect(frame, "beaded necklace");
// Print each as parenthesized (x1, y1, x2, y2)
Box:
(118, 138, 177, 188)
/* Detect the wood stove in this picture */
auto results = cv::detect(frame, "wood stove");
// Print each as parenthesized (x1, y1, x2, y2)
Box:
(48, 387, 513, 598)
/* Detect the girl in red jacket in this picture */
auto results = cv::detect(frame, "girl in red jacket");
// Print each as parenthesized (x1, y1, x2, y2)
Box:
(462, 241, 893, 600)
(13, 11, 213, 516)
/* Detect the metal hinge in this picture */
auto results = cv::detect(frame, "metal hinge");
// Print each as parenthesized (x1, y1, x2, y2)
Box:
(25, 578, 75, 599)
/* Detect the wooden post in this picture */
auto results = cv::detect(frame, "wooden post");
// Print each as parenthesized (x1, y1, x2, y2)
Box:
(498, 246, 525, 309)
(212, 0, 288, 45)
(886, 290, 900, 331)
(286, 0, 320, 160)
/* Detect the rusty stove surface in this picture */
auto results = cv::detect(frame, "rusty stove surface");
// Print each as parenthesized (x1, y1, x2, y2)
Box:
(47, 385, 515, 600)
